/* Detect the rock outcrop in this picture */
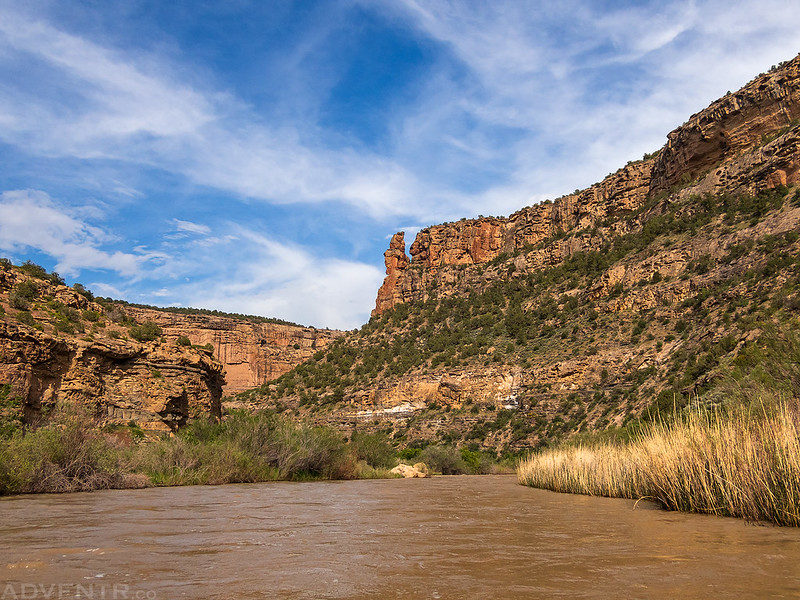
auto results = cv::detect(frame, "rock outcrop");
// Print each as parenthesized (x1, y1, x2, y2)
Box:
(650, 57, 800, 194)
(0, 321, 223, 431)
(121, 307, 344, 394)
(373, 232, 411, 316)
(390, 463, 428, 478)
(0, 267, 224, 431)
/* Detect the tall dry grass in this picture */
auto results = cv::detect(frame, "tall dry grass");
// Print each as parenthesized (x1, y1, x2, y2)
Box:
(518, 399, 800, 526)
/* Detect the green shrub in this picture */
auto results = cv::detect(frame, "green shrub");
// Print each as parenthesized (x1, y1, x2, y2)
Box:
(351, 431, 396, 469)
(14, 280, 39, 301)
(73, 283, 94, 300)
(0, 405, 128, 494)
(15, 311, 36, 327)
(8, 293, 30, 311)
(129, 321, 163, 342)
(176, 336, 192, 347)
(419, 445, 469, 475)
(54, 320, 74, 334)
(398, 447, 422, 460)
(18, 260, 48, 279)
(62, 307, 81, 323)
(0, 384, 23, 438)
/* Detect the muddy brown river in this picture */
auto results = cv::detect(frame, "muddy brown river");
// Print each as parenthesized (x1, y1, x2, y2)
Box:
(1, 475, 799, 599)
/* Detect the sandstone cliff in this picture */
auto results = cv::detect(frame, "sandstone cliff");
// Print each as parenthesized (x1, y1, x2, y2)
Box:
(120, 306, 344, 394)
(373, 54, 800, 317)
(0, 265, 224, 431)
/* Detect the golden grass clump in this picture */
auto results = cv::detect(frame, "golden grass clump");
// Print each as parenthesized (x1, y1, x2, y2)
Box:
(517, 400, 800, 526)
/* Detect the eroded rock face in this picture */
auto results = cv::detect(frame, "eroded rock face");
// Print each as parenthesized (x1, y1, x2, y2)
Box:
(650, 55, 800, 194)
(0, 320, 223, 432)
(373, 160, 655, 315)
(122, 307, 344, 394)
(372, 232, 411, 317)
(372, 54, 800, 317)
(0, 265, 227, 430)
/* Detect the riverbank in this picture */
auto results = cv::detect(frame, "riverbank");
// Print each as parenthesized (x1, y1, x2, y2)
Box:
(517, 398, 800, 526)
(0, 406, 509, 495)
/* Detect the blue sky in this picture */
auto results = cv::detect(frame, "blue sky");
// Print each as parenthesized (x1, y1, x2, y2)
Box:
(0, 0, 798, 329)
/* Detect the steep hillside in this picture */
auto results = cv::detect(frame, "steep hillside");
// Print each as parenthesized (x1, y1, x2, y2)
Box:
(242, 54, 800, 455)
(0, 262, 224, 432)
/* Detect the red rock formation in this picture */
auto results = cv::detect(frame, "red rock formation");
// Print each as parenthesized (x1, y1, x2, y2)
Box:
(0, 316, 223, 432)
(372, 232, 411, 317)
(651, 54, 800, 194)
(372, 53, 800, 317)
(122, 306, 344, 394)
(372, 159, 655, 315)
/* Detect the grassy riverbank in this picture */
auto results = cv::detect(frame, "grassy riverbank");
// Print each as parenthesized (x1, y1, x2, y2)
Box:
(0, 406, 508, 494)
(0, 408, 362, 493)
(518, 398, 800, 526)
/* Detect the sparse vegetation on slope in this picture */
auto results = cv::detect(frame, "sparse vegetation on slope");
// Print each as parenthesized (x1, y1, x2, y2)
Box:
(241, 185, 800, 455)
(113, 300, 306, 328)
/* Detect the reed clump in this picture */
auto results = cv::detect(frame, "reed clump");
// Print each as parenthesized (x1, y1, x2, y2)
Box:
(518, 399, 800, 526)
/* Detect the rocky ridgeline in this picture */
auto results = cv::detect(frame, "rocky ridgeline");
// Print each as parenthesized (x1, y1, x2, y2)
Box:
(254, 54, 800, 453)
(121, 306, 343, 394)
(373, 54, 800, 317)
(0, 264, 224, 431)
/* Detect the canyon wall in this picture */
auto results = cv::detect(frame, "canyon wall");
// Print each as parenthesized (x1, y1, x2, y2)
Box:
(373, 54, 800, 316)
(121, 307, 344, 394)
(0, 268, 224, 431)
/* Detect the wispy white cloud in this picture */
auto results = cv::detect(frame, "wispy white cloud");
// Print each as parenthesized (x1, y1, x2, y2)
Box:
(178, 225, 383, 329)
(186, 252, 384, 330)
(0, 188, 383, 328)
(0, 190, 383, 329)
(3, 0, 797, 229)
(173, 219, 211, 236)
(115, 224, 385, 330)
(0, 189, 160, 276)
(372, 0, 800, 213)
(0, 4, 429, 220)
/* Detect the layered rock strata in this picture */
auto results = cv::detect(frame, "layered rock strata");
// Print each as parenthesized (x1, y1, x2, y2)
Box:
(0, 268, 224, 431)
(121, 307, 344, 394)
(373, 54, 800, 316)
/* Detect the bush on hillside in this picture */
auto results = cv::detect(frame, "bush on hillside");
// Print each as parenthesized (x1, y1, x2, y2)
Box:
(128, 321, 163, 342)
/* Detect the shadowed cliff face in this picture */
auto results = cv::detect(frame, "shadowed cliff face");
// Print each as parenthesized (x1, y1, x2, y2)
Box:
(121, 307, 345, 395)
(373, 54, 800, 318)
